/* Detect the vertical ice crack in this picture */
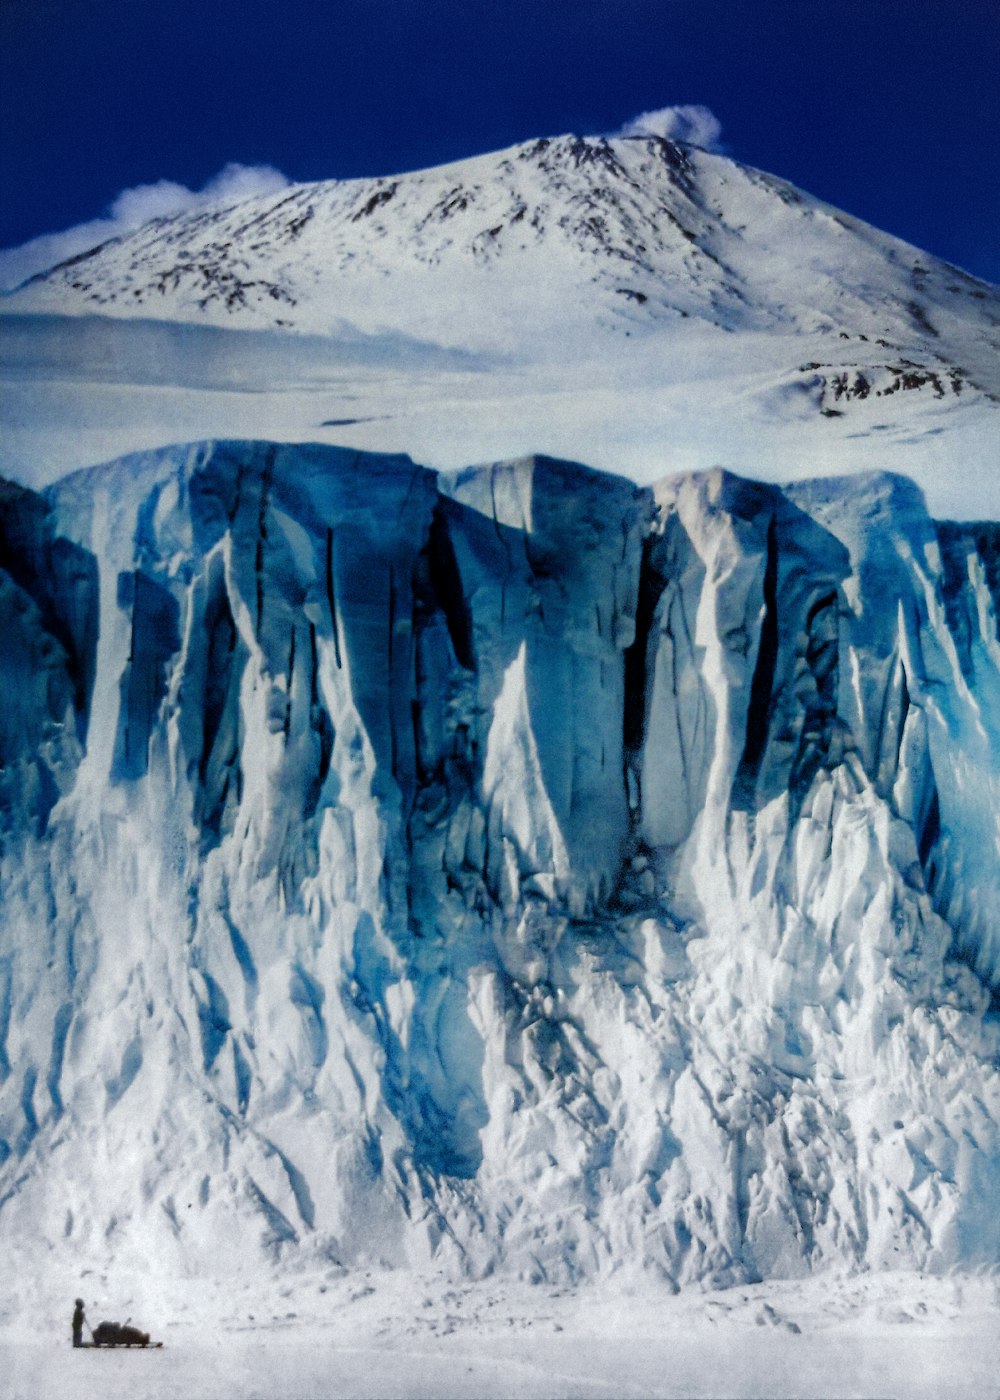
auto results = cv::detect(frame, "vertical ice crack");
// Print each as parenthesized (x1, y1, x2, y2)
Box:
(732, 514, 779, 813)
(254, 447, 276, 636)
(325, 526, 343, 669)
(622, 536, 667, 754)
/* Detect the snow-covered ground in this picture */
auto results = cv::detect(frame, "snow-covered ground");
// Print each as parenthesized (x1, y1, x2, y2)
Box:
(3, 1270, 998, 1399)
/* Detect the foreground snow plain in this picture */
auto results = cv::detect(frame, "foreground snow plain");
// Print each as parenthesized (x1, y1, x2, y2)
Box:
(4, 1270, 999, 1400)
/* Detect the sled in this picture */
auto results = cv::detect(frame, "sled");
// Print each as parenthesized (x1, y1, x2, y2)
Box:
(82, 1321, 162, 1349)
(80, 1340, 163, 1349)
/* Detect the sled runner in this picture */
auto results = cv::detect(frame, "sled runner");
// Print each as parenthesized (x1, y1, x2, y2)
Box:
(80, 1340, 163, 1349)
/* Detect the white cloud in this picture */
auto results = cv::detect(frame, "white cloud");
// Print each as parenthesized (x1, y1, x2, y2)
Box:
(0, 162, 291, 292)
(617, 104, 724, 151)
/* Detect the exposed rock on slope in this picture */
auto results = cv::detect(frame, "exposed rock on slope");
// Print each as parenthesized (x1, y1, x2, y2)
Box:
(1, 442, 998, 1284)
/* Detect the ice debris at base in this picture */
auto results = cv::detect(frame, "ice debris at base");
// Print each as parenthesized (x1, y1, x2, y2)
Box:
(1, 440, 999, 1287)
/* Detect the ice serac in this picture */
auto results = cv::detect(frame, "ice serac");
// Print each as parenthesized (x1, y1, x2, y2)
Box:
(784, 474, 1000, 986)
(627, 468, 1000, 1276)
(437, 456, 647, 915)
(0, 480, 98, 841)
(1, 441, 447, 1271)
(1, 441, 999, 1290)
(634, 468, 1000, 985)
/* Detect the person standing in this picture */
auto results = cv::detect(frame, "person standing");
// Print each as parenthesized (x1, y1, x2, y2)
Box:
(72, 1299, 86, 1347)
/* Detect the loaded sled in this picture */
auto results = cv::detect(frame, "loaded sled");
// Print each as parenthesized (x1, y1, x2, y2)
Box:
(82, 1320, 162, 1348)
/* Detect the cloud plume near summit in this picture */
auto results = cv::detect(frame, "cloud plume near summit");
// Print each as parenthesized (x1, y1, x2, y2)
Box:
(0, 162, 290, 291)
(617, 104, 723, 150)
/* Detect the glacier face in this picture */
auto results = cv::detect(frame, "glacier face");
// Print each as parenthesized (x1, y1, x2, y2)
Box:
(1, 441, 999, 1286)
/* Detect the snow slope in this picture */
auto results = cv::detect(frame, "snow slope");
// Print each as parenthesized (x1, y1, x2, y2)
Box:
(2, 441, 998, 1302)
(2, 134, 998, 516)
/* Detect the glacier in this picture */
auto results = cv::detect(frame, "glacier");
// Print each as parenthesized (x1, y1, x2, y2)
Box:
(1, 439, 999, 1292)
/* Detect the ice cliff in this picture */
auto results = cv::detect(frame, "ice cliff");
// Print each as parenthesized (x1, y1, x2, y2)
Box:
(1, 441, 999, 1286)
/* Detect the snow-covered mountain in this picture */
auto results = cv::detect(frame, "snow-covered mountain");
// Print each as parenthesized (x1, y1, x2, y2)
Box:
(6, 134, 997, 361)
(2, 134, 998, 516)
(2, 440, 999, 1288)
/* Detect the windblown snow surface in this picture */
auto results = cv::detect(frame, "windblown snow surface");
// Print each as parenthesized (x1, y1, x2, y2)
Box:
(2, 440, 1000, 1397)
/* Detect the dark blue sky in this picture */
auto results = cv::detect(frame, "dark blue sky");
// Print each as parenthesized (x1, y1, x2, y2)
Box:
(2, 0, 998, 281)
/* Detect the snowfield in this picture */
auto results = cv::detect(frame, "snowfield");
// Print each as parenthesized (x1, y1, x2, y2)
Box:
(4, 1271, 999, 1399)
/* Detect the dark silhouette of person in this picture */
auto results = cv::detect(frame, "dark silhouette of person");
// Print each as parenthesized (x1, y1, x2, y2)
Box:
(72, 1299, 86, 1347)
